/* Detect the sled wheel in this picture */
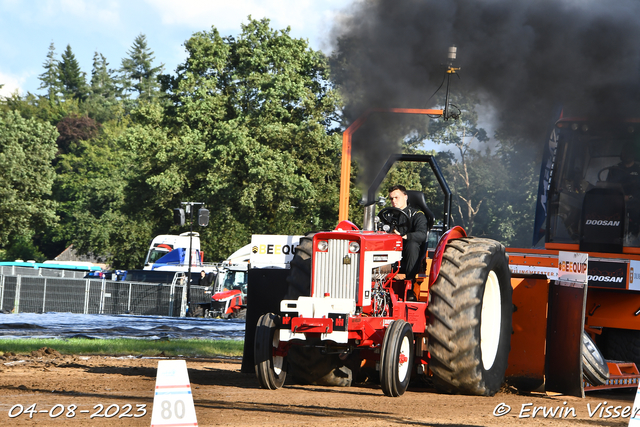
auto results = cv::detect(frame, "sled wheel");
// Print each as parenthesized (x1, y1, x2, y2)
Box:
(254, 313, 286, 389)
(602, 328, 640, 368)
(582, 331, 609, 386)
(380, 320, 414, 397)
(427, 237, 512, 396)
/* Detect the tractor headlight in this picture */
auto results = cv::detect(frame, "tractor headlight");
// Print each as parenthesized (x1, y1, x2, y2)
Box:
(317, 240, 329, 251)
(349, 241, 360, 253)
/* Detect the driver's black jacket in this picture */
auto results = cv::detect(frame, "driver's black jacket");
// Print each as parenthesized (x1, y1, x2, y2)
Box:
(401, 206, 429, 242)
(398, 206, 429, 279)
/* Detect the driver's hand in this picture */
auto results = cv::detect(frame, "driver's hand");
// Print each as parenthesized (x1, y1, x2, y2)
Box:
(393, 230, 407, 239)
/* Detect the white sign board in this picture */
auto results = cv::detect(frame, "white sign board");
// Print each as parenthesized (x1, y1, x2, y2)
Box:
(250, 235, 303, 268)
(509, 264, 558, 279)
(558, 251, 588, 285)
(630, 260, 640, 291)
(150, 360, 198, 427)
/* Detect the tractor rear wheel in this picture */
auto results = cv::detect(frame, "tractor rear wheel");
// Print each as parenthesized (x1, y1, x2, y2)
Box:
(427, 237, 512, 396)
(254, 313, 287, 389)
(380, 320, 414, 397)
(582, 331, 609, 386)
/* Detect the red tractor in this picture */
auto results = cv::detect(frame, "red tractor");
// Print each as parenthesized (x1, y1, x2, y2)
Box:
(254, 153, 514, 396)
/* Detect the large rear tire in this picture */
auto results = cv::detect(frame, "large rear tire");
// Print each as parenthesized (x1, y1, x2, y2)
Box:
(427, 237, 512, 396)
(582, 331, 609, 386)
(284, 232, 353, 387)
(380, 320, 414, 397)
(254, 313, 287, 389)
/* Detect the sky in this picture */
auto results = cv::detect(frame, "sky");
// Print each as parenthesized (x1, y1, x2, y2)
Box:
(0, 0, 355, 97)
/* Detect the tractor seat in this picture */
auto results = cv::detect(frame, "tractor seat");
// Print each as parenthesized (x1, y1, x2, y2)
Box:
(405, 190, 435, 230)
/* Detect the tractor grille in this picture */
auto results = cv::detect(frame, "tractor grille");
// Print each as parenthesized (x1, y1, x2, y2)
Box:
(313, 239, 359, 300)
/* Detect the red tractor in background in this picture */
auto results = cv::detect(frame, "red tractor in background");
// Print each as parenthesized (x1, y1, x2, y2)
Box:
(254, 153, 514, 396)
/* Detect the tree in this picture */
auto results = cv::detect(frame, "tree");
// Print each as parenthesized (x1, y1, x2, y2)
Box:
(425, 94, 537, 246)
(119, 34, 164, 101)
(53, 128, 139, 267)
(1, 231, 46, 262)
(55, 114, 101, 156)
(38, 42, 62, 101)
(425, 92, 489, 235)
(59, 44, 88, 101)
(84, 52, 121, 122)
(150, 18, 342, 260)
(0, 110, 58, 247)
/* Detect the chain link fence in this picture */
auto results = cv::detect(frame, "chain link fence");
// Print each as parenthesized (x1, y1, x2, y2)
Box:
(0, 272, 210, 317)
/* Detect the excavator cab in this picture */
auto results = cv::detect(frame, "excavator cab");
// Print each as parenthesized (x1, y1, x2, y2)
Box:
(546, 119, 640, 251)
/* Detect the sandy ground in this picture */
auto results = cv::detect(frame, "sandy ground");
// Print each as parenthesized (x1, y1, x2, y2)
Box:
(0, 348, 637, 426)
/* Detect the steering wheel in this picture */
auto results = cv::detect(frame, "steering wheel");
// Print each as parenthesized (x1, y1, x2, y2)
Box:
(598, 166, 614, 182)
(377, 207, 410, 234)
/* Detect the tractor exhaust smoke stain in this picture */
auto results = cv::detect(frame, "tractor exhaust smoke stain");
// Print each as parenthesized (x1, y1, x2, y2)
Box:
(331, 0, 640, 182)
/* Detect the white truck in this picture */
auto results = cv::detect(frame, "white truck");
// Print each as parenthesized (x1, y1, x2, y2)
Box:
(143, 232, 218, 272)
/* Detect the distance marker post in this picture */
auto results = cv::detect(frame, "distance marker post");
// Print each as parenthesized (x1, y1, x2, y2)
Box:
(150, 360, 198, 427)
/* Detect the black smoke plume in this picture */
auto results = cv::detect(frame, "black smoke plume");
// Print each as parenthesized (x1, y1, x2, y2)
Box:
(330, 0, 640, 182)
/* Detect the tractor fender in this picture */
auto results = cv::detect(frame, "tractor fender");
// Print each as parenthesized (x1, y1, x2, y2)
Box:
(428, 225, 467, 287)
(212, 289, 242, 302)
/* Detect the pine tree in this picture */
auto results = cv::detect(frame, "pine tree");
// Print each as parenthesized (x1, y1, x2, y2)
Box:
(38, 42, 62, 100)
(119, 34, 164, 101)
(59, 44, 88, 101)
(90, 52, 118, 99)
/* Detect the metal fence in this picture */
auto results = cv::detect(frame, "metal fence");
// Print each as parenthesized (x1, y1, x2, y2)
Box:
(0, 265, 88, 279)
(0, 273, 210, 317)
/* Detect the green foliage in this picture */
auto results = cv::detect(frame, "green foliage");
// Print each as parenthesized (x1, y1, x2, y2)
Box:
(53, 121, 140, 267)
(85, 52, 121, 122)
(0, 231, 46, 262)
(0, 110, 58, 246)
(119, 34, 164, 101)
(38, 42, 62, 101)
(425, 94, 537, 246)
(154, 18, 342, 260)
(59, 44, 89, 101)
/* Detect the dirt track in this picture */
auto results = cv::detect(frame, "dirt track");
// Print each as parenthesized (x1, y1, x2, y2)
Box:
(0, 348, 636, 426)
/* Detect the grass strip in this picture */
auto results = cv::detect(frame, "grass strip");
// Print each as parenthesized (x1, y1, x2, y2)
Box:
(0, 338, 244, 358)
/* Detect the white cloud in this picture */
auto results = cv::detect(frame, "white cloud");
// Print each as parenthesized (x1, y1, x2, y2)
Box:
(0, 71, 27, 97)
(2, 0, 121, 25)
(143, 0, 349, 49)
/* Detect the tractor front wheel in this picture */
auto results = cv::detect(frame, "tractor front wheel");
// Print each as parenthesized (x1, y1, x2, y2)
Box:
(427, 237, 512, 396)
(380, 320, 414, 397)
(254, 313, 287, 389)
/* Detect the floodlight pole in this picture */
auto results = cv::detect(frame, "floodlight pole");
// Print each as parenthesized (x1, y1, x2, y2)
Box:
(181, 201, 204, 316)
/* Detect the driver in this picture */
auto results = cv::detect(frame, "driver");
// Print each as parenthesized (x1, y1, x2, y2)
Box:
(388, 185, 428, 280)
